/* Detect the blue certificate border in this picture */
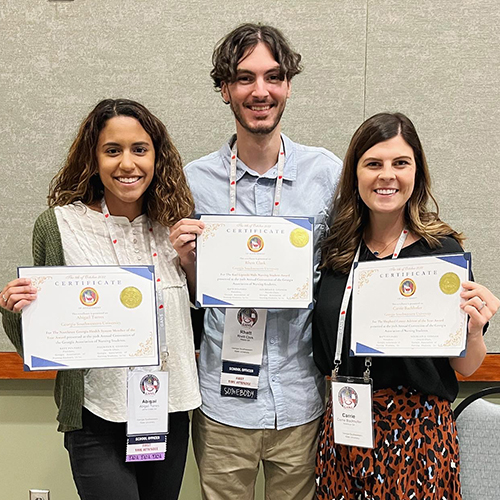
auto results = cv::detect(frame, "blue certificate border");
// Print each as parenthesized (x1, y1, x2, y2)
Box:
(350, 252, 471, 358)
(195, 214, 314, 309)
(18, 265, 159, 371)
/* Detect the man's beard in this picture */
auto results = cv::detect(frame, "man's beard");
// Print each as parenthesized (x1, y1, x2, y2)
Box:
(230, 101, 286, 135)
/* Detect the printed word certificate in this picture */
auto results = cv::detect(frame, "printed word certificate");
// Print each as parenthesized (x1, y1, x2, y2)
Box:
(351, 253, 470, 357)
(19, 265, 159, 370)
(196, 215, 313, 309)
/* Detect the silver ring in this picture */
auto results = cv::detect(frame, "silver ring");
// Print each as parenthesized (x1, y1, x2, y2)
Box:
(478, 300, 487, 311)
(2, 294, 7, 304)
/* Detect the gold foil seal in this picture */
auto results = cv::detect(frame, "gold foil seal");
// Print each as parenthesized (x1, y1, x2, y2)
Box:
(120, 286, 142, 308)
(290, 228, 309, 248)
(439, 272, 460, 295)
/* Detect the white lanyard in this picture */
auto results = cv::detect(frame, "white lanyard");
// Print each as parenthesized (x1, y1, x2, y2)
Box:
(100, 199, 167, 366)
(229, 138, 285, 215)
(333, 228, 409, 378)
(220, 139, 286, 400)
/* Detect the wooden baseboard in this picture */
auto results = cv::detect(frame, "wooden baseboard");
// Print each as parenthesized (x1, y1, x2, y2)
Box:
(456, 353, 500, 382)
(0, 352, 56, 379)
(0, 351, 499, 382)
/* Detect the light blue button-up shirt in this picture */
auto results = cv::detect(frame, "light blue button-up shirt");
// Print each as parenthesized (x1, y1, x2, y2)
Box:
(185, 134, 342, 430)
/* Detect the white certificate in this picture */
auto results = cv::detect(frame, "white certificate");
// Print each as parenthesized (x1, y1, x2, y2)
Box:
(196, 215, 313, 309)
(351, 253, 470, 357)
(19, 266, 159, 370)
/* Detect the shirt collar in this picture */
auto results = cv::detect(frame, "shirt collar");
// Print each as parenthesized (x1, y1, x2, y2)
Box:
(221, 133, 297, 182)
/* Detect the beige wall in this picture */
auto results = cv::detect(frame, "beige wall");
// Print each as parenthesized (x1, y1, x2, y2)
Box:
(1, 1, 499, 498)
(0, 380, 264, 500)
(1, 0, 498, 351)
(1, 380, 497, 499)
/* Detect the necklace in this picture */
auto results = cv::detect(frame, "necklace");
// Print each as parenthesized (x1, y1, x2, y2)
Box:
(367, 234, 401, 256)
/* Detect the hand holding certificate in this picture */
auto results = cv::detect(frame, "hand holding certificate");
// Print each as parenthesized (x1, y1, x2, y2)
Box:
(351, 253, 470, 357)
(196, 215, 313, 309)
(19, 266, 159, 370)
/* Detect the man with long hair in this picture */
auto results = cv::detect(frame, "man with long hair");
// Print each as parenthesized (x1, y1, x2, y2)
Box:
(170, 24, 342, 500)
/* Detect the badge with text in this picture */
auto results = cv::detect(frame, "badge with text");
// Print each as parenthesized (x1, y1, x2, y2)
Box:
(331, 377, 374, 449)
(220, 308, 267, 399)
(126, 369, 169, 462)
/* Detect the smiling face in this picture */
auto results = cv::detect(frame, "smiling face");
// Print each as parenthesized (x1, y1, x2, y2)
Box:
(221, 42, 291, 136)
(356, 134, 416, 221)
(96, 115, 155, 220)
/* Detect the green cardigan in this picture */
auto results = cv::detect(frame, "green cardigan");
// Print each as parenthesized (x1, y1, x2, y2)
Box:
(1, 208, 85, 432)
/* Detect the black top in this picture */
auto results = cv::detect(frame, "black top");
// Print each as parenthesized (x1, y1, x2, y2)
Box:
(313, 236, 467, 402)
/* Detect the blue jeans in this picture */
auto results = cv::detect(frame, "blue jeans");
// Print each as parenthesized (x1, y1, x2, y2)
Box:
(64, 407, 189, 500)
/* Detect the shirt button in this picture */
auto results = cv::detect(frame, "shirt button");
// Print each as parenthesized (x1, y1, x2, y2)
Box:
(135, 248, 139, 253)
(271, 377, 277, 383)
(137, 256, 142, 261)
(270, 338, 276, 345)
(133, 238, 137, 244)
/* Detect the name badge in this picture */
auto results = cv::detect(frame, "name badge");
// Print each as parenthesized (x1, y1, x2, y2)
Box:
(126, 369, 169, 461)
(220, 308, 267, 399)
(331, 376, 374, 449)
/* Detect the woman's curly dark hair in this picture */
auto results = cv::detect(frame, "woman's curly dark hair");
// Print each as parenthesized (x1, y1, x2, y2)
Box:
(48, 98, 194, 226)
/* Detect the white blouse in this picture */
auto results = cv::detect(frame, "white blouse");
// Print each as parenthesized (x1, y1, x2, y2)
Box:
(55, 202, 201, 421)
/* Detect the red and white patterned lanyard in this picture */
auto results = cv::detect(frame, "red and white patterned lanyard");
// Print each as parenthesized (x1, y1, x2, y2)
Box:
(229, 138, 285, 215)
(100, 199, 167, 367)
(333, 228, 409, 379)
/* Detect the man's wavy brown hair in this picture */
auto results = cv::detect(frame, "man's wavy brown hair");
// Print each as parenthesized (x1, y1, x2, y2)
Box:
(322, 112, 464, 273)
(48, 98, 193, 226)
(210, 23, 302, 92)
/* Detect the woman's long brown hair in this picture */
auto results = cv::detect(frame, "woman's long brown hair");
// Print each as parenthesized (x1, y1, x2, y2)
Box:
(322, 112, 464, 273)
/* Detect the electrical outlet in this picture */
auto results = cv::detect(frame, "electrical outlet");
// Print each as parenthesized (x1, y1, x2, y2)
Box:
(29, 490, 50, 500)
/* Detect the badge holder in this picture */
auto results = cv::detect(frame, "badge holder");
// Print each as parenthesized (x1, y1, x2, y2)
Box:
(220, 308, 267, 399)
(126, 350, 169, 462)
(331, 358, 374, 449)
(126, 281, 169, 462)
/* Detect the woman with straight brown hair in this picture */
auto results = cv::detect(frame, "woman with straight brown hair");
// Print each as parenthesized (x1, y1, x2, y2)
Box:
(1, 98, 200, 500)
(313, 112, 498, 499)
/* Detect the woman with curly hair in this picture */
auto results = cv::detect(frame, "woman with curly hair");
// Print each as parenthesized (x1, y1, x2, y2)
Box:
(0, 99, 200, 500)
(313, 112, 499, 500)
